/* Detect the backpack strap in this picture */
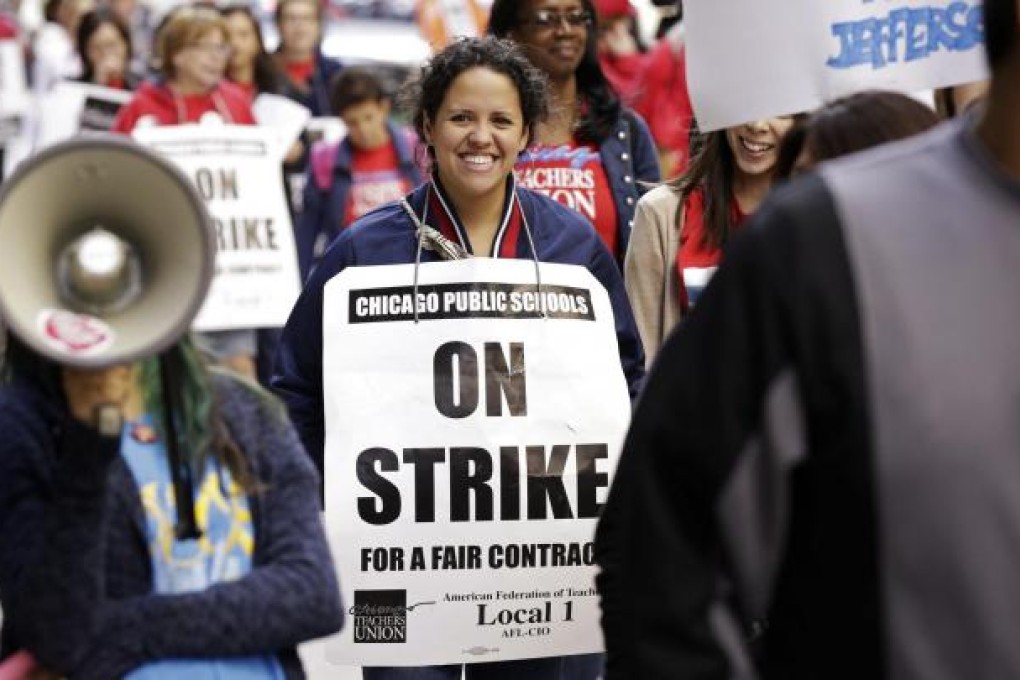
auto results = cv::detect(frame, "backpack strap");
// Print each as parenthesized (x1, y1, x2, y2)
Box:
(310, 140, 340, 191)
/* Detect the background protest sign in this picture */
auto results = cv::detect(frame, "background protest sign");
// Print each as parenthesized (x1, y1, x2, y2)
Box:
(0, 39, 28, 149)
(133, 125, 301, 331)
(0, 40, 27, 120)
(251, 92, 311, 150)
(321, 260, 632, 666)
(686, 0, 989, 131)
(33, 82, 132, 150)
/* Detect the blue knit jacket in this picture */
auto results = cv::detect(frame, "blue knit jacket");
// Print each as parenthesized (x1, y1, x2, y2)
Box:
(598, 109, 662, 259)
(0, 373, 343, 679)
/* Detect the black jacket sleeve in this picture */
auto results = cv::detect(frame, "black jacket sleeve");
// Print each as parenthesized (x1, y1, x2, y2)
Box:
(594, 175, 863, 679)
(0, 392, 120, 671)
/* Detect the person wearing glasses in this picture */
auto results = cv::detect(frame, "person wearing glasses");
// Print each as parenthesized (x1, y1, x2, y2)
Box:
(111, 6, 255, 131)
(112, 6, 259, 381)
(487, 0, 660, 266)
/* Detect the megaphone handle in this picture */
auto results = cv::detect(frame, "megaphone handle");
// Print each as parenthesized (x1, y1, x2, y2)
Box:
(159, 349, 202, 540)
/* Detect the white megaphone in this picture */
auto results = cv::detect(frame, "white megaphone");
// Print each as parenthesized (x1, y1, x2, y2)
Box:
(0, 135, 216, 539)
(0, 134, 214, 369)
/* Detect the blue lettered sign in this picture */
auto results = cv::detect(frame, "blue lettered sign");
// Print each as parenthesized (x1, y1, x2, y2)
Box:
(685, 0, 988, 131)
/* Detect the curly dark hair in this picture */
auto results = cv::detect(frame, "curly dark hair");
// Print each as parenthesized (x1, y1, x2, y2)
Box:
(399, 36, 550, 148)
(486, 0, 622, 144)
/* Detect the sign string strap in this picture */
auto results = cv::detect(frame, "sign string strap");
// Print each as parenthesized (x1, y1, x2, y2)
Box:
(516, 202, 547, 320)
(399, 190, 548, 322)
(401, 195, 469, 324)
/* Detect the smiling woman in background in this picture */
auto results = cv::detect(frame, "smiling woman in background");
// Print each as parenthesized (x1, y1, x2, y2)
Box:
(624, 116, 796, 364)
(487, 0, 660, 264)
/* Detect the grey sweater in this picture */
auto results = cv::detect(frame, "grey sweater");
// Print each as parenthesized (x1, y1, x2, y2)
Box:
(0, 373, 343, 679)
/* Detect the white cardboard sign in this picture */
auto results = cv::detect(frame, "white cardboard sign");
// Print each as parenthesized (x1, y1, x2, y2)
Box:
(321, 259, 631, 666)
(0, 39, 28, 118)
(33, 81, 132, 149)
(133, 124, 301, 331)
(252, 92, 311, 150)
(0, 39, 28, 151)
(686, 0, 989, 130)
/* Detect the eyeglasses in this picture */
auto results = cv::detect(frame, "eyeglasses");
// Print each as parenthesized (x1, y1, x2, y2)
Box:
(187, 42, 231, 57)
(279, 12, 318, 24)
(519, 9, 592, 31)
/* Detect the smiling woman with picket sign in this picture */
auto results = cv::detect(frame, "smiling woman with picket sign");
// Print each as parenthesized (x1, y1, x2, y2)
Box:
(624, 116, 796, 365)
(273, 36, 643, 680)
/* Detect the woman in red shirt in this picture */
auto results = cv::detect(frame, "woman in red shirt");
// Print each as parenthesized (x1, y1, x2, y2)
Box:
(112, 6, 255, 132)
(624, 116, 795, 364)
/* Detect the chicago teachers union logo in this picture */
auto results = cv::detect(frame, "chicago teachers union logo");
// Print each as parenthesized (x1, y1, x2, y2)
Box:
(351, 590, 435, 643)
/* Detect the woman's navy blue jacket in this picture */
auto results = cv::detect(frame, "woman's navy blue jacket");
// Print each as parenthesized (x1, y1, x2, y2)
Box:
(295, 122, 423, 278)
(596, 110, 661, 259)
(272, 183, 646, 475)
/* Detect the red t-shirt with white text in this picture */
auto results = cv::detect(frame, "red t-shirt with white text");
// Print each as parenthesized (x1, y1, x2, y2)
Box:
(515, 142, 618, 256)
(342, 142, 413, 228)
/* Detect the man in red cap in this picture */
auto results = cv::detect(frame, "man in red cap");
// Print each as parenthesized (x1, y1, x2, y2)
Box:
(593, 0, 646, 105)
(595, 0, 635, 17)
